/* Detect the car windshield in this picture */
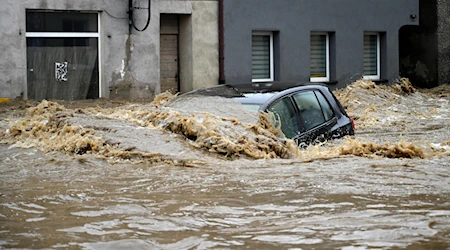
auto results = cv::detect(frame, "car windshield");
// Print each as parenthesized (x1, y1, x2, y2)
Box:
(234, 93, 274, 112)
(241, 103, 261, 112)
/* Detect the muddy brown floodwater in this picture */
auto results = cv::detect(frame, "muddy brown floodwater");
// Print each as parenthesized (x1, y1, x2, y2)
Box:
(1, 79, 450, 249)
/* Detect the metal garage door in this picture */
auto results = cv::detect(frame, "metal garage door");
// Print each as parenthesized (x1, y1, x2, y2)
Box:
(160, 15, 179, 94)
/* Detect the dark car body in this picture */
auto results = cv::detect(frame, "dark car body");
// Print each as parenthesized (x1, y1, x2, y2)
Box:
(180, 82, 355, 145)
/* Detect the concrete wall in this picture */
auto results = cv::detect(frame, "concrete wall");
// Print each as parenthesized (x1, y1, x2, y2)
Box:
(437, 0, 450, 84)
(115, 0, 193, 99)
(179, 1, 219, 93)
(223, 0, 419, 89)
(0, 0, 219, 100)
(192, 1, 219, 90)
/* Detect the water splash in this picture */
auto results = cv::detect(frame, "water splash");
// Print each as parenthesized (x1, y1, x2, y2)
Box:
(1, 79, 449, 162)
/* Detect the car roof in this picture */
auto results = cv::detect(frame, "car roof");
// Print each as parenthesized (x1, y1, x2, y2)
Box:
(229, 82, 331, 106)
(228, 81, 307, 93)
(182, 82, 329, 104)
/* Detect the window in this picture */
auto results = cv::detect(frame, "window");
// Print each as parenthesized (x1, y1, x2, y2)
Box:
(310, 33, 329, 82)
(26, 11, 98, 32)
(25, 10, 101, 100)
(363, 32, 380, 80)
(252, 32, 274, 82)
(268, 97, 299, 138)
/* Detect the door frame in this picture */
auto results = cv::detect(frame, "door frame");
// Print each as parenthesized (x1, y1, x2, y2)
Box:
(25, 11, 102, 99)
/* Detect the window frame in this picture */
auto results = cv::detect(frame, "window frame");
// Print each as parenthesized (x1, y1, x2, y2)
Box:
(363, 32, 381, 80)
(252, 31, 274, 82)
(310, 32, 330, 83)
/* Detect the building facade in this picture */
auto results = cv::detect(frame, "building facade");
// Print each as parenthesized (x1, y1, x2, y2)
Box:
(0, 0, 219, 100)
(222, 0, 420, 89)
(4, 0, 446, 100)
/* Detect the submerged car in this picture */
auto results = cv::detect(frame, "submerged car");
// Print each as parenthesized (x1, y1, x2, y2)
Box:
(180, 82, 355, 145)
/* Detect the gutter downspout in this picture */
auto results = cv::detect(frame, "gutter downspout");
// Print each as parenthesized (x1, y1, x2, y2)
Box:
(219, 0, 225, 84)
(128, 0, 133, 35)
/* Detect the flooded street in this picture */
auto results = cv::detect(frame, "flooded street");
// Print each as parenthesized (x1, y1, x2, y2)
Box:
(1, 80, 450, 249)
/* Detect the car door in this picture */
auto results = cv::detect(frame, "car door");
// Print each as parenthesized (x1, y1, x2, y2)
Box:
(291, 90, 338, 145)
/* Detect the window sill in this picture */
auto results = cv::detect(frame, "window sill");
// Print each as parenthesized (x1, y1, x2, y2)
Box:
(371, 79, 388, 83)
(311, 80, 338, 85)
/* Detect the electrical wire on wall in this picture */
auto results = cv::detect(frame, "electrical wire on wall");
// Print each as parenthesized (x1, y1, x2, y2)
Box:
(128, 0, 151, 32)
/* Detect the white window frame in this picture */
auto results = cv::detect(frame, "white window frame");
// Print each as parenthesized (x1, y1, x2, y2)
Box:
(25, 12, 103, 98)
(252, 31, 274, 82)
(310, 32, 330, 83)
(363, 32, 380, 80)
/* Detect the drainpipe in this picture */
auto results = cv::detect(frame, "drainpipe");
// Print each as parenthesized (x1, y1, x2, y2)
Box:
(218, 0, 225, 84)
(128, 0, 133, 35)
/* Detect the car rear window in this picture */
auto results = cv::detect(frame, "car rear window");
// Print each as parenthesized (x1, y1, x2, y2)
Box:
(315, 91, 334, 121)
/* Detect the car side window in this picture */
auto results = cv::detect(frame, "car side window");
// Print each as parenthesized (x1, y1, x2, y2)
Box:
(292, 91, 326, 131)
(315, 91, 334, 121)
(268, 97, 299, 138)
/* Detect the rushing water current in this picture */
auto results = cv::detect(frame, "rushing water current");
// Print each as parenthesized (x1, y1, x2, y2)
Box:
(1, 80, 450, 249)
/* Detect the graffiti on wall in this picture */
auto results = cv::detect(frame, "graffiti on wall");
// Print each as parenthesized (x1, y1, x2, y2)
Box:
(55, 62, 68, 82)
